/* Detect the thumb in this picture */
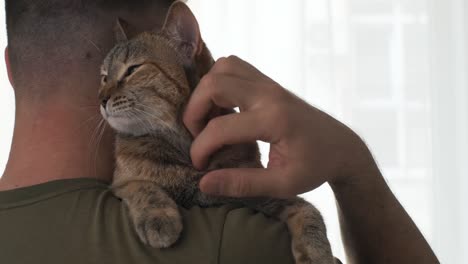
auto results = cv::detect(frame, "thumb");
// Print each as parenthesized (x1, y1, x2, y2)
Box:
(199, 168, 288, 198)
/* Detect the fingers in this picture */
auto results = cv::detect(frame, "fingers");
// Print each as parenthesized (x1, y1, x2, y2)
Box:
(199, 168, 292, 198)
(190, 111, 268, 169)
(211, 56, 264, 81)
(183, 73, 261, 137)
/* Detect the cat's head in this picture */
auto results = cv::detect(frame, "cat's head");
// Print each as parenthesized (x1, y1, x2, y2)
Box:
(99, 1, 212, 137)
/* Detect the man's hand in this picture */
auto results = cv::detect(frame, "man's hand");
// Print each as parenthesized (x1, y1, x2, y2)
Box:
(183, 56, 371, 198)
(184, 56, 438, 263)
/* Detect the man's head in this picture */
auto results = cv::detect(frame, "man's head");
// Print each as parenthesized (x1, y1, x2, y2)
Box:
(1, 0, 185, 184)
(5, 0, 177, 106)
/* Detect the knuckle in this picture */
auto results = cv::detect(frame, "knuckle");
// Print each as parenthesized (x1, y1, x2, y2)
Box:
(216, 56, 228, 64)
(215, 58, 230, 71)
(215, 56, 235, 72)
(253, 83, 286, 107)
(199, 74, 221, 97)
(200, 73, 216, 88)
(227, 55, 240, 61)
(262, 103, 288, 133)
(232, 175, 251, 196)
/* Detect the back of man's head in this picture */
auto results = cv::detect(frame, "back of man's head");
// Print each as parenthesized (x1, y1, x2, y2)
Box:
(5, 0, 175, 103)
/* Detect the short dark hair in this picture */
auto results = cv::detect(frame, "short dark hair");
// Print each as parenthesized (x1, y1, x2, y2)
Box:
(5, 0, 174, 98)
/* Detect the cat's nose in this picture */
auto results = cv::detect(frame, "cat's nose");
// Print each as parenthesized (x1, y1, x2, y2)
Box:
(101, 97, 110, 108)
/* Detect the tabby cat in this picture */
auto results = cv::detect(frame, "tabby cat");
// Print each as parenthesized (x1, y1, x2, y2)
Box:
(99, 1, 335, 263)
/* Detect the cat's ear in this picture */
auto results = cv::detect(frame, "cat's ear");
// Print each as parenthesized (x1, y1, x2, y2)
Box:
(161, 1, 202, 65)
(114, 18, 138, 43)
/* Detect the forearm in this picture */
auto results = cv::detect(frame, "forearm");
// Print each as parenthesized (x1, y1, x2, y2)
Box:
(330, 152, 438, 264)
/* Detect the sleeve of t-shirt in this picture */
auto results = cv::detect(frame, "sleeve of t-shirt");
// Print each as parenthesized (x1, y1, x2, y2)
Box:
(218, 208, 295, 264)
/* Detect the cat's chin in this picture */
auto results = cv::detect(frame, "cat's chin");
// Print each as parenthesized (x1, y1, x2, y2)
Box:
(107, 116, 148, 137)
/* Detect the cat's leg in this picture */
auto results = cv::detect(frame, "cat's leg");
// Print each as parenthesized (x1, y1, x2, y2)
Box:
(113, 181, 182, 248)
(250, 197, 335, 264)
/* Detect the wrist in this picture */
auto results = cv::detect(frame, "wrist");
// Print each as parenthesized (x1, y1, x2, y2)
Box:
(328, 132, 381, 194)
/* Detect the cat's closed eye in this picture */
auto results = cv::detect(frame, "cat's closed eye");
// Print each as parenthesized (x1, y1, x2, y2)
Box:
(126, 64, 142, 77)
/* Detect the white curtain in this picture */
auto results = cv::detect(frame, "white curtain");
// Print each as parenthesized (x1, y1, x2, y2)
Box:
(429, 0, 468, 263)
(186, 1, 468, 263)
(0, 0, 466, 263)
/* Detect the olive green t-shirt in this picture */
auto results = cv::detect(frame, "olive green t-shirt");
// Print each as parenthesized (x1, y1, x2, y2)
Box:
(0, 178, 294, 264)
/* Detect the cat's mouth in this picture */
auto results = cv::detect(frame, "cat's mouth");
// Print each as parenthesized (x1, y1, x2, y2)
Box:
(100, 97, 179, 137)
(100, 105, 144, 136)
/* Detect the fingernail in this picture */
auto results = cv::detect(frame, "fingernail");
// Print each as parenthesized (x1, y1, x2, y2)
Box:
(193, 162, 206, 172)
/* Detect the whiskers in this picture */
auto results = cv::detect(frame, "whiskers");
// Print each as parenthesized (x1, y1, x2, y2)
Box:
(131, 103, 192, 164)
(78, 104, 101, 110)
(132, 103, 175, 134)
(127, 110, 154, 136)
(88, 117, 108, 178)
(80, 33, 103, 54)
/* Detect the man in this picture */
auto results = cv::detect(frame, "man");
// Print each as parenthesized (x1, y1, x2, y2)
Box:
(0, 0, 438, 264)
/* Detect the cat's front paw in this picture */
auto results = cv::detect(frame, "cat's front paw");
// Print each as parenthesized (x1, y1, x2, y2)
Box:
(285, 202, 335, 264)
(291, 238, 333, 264)
(134, 207, 183, 248)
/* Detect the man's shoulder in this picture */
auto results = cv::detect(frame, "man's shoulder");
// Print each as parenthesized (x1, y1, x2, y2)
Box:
(190, 205, 295, 264)
(108, 188, 296, 264)
(0, 179, 294, 264)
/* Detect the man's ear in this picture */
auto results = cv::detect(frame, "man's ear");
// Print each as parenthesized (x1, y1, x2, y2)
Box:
(161, 1, 202, 65)
(5, 47, 14, 87)
(114, 18, 139, 43)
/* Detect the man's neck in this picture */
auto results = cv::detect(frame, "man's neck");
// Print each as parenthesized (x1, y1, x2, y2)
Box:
(0, 102, 115, 191)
